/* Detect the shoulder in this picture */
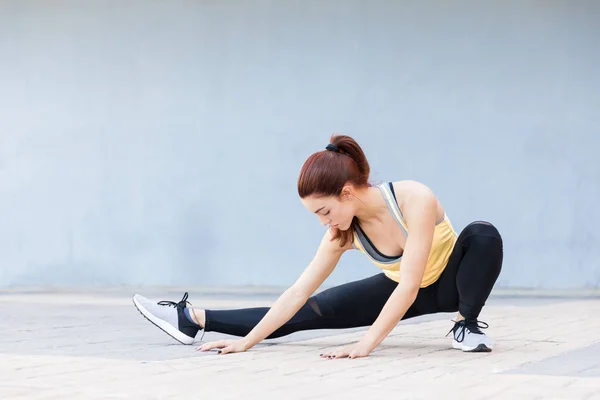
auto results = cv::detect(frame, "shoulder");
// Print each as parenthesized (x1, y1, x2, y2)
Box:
(389, 180, 437, 202)
(389, 180, 440, 224)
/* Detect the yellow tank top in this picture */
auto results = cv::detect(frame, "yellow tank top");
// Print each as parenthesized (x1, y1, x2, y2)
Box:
(352, 183, 457, 288)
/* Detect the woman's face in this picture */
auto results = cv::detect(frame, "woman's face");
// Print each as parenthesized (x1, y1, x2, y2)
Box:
(301, 191, 356, 231)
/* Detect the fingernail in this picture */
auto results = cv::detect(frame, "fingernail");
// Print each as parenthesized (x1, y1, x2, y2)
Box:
(217, 350, 222, 354)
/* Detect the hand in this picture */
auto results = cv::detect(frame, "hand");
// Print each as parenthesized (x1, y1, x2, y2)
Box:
(319, 342, 373, 360)
(196, 339, 250, 355)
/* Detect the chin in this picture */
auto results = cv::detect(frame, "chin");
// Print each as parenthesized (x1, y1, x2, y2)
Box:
(337, 222, 352, 231)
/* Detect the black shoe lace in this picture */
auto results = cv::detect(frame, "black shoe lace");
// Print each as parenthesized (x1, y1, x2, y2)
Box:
(158, 292, 191, 309)
(156, 292, 206, 341)
(446, 319, 489, 343)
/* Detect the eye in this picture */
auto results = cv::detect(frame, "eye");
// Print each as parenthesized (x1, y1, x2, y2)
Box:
(324, 211, 330, 216)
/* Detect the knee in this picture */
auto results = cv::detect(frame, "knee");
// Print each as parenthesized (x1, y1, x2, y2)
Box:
(306, 297, 323, 317)
(463, 221, 502, 241)
(460, 222, 504, 262)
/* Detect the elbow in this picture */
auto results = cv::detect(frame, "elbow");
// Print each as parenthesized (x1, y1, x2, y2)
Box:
(400, 281, 420, 301)
(408, 286, 420, 301)
(287, 285, 311, 305)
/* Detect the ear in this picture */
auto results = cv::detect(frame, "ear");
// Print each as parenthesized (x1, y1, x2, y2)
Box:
(340, 185, 354, 201)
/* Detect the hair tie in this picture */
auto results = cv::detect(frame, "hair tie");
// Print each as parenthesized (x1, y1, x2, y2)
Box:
(326, 144, 339, 153)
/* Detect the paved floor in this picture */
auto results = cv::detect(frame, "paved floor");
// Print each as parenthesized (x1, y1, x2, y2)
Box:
(1, 288, 599, 399)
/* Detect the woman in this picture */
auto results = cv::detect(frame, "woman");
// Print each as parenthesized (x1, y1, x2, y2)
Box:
(132, 135, 503, 359)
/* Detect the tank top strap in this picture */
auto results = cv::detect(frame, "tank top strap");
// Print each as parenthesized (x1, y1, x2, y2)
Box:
(376, 182, 408, 238)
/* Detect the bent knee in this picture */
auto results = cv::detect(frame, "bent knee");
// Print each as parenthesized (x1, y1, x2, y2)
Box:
(462, 221, 502, 241)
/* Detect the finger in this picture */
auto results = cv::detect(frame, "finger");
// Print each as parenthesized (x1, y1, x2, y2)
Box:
(197, 342, 218, 351)
(319, 350, 332, 358)
(329, 350, 348, 360)
(219, 345, 234, 355)
(197, 340, 226, 351)
(196, 343, 210, 351)
(349, 350, 366, 359)
(322, 347, 347, 359)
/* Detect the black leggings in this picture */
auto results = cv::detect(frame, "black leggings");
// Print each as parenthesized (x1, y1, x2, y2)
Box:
(204, 221, 503, 339)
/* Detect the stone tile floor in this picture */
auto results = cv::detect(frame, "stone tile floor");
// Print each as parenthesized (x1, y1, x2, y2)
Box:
(1, 288, 599, 399)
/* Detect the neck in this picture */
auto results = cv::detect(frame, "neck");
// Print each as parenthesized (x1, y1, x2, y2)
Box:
(353, 185, 388, 223)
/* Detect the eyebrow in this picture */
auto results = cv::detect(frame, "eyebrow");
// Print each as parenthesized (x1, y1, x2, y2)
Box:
(314, 207, 325, 214)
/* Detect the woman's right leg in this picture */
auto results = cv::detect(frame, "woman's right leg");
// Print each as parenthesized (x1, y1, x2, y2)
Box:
(132, 273, 423, 344)
(203, 273, 412, 339)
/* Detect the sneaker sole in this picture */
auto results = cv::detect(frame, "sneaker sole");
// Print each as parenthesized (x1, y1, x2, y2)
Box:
(132, 296, 195, 345)
(452, 341, 492, 352)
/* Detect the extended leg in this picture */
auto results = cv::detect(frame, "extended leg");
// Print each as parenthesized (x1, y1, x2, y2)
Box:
(132, 273, 423, 344)
(204, 273, 404, 338)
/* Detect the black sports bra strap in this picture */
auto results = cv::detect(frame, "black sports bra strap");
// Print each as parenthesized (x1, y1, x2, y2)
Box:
(388, 182, 396, 200)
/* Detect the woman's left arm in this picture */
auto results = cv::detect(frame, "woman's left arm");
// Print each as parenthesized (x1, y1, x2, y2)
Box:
(359, 185, 438, 351)
(322, 184, 438, 360)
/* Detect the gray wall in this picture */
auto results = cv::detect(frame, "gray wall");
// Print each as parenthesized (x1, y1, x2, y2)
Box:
(1, 1, 599, 289)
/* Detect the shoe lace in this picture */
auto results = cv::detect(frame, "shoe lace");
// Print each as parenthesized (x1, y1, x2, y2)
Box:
(157, 292, 206, 342)
(158, 292, 191, 308)
(446, 319, 489, 343)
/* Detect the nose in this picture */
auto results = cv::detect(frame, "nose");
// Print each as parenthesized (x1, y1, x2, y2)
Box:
(318, 215, 331, 227)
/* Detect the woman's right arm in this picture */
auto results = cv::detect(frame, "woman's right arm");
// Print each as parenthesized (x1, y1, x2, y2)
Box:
(241, 229, 350, 349)
(199, 229, 350, 353)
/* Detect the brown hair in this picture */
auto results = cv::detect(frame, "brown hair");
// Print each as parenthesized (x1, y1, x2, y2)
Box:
(297, 134, 371, 247)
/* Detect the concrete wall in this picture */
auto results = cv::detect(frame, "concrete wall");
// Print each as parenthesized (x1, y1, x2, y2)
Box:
(1, 1, 598, 289)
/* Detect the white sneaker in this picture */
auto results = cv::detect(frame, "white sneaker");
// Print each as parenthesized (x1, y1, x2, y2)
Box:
(132, 292, 201, 345)
(447, 319, 493, 352)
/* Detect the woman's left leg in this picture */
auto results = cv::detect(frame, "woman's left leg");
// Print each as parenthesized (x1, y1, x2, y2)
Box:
(435, 220, 504, 352)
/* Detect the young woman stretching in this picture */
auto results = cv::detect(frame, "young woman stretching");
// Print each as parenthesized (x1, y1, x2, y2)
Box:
(133, 135, 503, 359)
